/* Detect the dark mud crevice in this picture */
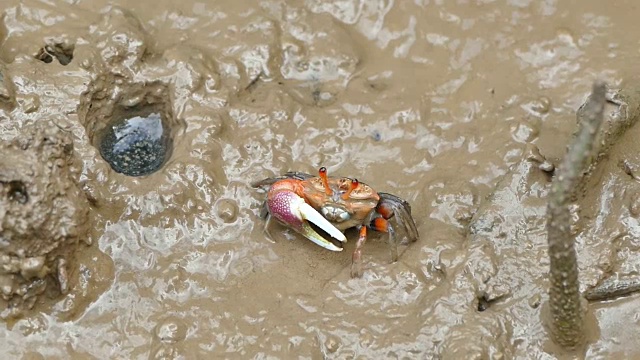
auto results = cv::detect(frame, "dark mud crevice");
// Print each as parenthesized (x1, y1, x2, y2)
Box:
(476, 291, 508, 312)
(476, 294, 492, 312)
(35, 40, 75, 66)
(6, 180, 28, 204)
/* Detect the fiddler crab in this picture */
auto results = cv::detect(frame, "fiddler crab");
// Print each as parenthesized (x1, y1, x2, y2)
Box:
(251, 167, 419, 277)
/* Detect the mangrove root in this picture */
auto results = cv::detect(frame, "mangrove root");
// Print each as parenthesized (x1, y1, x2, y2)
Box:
(546, 81, 606, 349)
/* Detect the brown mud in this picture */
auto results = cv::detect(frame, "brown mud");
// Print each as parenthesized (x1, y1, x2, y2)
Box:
(1, 0, 640, 358)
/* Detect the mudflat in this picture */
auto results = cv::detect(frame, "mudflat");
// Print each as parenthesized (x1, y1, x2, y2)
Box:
(1, 0, 639, 358)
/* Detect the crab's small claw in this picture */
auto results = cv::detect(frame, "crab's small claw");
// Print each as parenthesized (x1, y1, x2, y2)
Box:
(268, 189, 346, 251)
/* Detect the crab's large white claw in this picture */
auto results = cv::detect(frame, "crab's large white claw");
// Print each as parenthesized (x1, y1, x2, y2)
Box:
(298, 202, 347, 243)
(268, 190, 346, 251)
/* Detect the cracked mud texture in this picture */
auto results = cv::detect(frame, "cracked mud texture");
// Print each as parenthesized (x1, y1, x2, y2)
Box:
(1, 0, 640, 359)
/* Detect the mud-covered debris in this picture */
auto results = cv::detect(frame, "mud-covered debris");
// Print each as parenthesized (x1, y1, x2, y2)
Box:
(584, 276, 640, 301)
(525, 144, 555, 175)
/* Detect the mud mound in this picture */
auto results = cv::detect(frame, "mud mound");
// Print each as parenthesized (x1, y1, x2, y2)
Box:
(0, 121, 90, 319)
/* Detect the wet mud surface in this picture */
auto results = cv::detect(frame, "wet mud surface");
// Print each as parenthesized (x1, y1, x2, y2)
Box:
(1, 0, 640, 358)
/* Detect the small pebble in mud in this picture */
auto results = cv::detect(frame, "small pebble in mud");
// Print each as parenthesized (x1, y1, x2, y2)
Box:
(568, 204, 581, 235)
(0, 72, 8, 92)
(80, 59, 93, 70)
(528, 293, 541, 308)
(511, 120, 540, 143)
(0, 276, 14, 296)
(19, 257, 46, 280)
(18, 95, 40, 114)
(215, 199, 238, 223)
(531, 96, 552, 114)
(154, 317, 187, 344)
(56, 258, 69, 295)
(372, 130, 382, 141)
(98, 112, 171, 177)
(629, 193, 640, 217)
(359, 329, 374, 347)
(525, 144, 554, 175)
(620, 159, 640, 181)
(492, 351, 505, 360)
(324, 335, 341, 353)
(538, 161, 555, 174)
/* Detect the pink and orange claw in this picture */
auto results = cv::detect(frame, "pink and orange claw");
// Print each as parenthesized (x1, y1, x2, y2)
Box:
(266, 180, 346, 251)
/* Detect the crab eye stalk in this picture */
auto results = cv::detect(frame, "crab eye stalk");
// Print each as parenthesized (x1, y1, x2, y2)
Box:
(318, 166, 333, 195)
(341, 178, 359, 200)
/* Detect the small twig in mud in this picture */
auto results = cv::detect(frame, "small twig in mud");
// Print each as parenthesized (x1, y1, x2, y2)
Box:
(546, 81, 606, 349)
(584, 276, 640, 301)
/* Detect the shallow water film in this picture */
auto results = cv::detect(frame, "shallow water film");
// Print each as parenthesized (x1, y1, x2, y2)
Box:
(1, 0, 640, 359)
(98, 112, 170, 177)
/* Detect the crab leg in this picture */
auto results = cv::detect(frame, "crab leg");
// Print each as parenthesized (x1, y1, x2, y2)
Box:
(371, 217, 399, 263)
(351, 217, 399, 278)
(262, 215, 276, 243)
(377, 193, 419, 243)
(351, 226, 368, 278)
(267, 184, 346, 251)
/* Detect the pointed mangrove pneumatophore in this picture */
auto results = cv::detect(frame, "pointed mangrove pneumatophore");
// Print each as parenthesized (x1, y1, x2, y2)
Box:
(546, 81, 606, 349)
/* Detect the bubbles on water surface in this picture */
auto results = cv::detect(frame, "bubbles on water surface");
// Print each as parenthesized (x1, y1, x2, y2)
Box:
(98, 112, 171, 176)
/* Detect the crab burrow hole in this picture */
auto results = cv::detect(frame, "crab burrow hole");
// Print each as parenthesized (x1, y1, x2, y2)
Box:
(79, 81, 180, 177)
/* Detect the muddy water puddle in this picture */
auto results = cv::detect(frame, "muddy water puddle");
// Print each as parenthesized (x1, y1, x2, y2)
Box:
(1, 0, 640, 359)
